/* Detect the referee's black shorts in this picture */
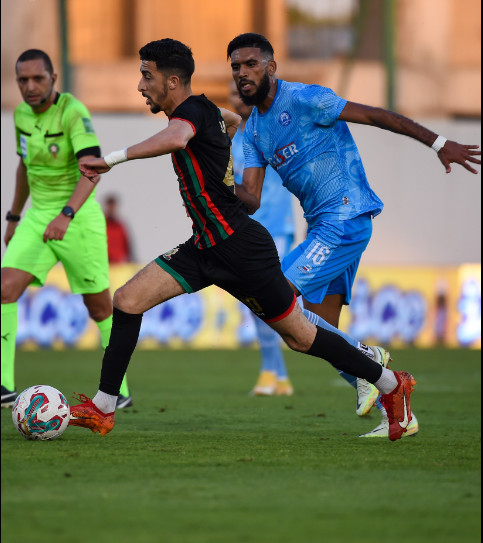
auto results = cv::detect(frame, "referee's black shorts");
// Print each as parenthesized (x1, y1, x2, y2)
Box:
(155, 218, 296, 322)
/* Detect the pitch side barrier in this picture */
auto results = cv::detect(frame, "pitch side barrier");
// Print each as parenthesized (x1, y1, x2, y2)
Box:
(15, 263, 481, 350)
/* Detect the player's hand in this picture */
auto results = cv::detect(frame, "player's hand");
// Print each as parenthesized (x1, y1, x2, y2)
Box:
(43, 215, 71, 243)
(79, 158, 111, 179)
(437, 141, 481, 174)
(4, 222, 18, 246)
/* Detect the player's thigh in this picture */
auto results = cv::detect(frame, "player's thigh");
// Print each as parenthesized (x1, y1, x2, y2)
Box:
(1, 209, 59, 288)
(268, 301, 316, 352)
(213, 220, 295, 322)
(114, 261, 187, 314)
(303, 294, 344, 328)
(281, 216, 371, 304)
(55, 205, 110, 294)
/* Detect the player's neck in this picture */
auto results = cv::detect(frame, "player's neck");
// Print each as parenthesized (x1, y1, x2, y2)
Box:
(256, 78, 278, 115)
(165, 87, 193, 117)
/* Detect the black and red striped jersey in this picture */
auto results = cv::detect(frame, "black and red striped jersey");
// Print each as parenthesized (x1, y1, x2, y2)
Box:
(170, 95, 250, 249)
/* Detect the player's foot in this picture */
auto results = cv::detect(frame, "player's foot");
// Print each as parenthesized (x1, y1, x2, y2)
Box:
(358, 412, 419, 438)
(250, 371, 277, 396)
(379, 371, 417, 441)
(356, 346, 392, 416)
(116, 394, 133, 409)
(1, 386, 17, 408)
(69, 393, 115, 436)
(274, 378, 294, 396)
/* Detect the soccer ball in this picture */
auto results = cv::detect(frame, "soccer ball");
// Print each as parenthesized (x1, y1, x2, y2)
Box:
(12, 385, 70, 440)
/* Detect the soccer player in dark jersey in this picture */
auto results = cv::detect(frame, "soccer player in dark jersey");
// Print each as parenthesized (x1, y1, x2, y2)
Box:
(69, 38, 416, 442)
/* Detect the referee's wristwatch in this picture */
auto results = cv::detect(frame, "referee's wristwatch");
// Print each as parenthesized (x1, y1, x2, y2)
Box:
(6, 211, 21, 222)
(61, 206, 75, 220)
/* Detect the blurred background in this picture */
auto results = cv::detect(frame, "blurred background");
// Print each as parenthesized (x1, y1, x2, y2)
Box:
(1, 0, 481, 349)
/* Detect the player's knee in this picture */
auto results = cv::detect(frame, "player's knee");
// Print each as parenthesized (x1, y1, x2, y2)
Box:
(113, 287, 139, 314)
(281, 333, 311, 353)
(0, 271, 23, 304)
(82, 292, 112, 322)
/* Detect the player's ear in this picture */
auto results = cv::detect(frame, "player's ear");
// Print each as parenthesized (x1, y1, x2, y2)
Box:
(51, 72, 58, 85)
(168, 75, 179, 90)
(268, 60, 277, 77)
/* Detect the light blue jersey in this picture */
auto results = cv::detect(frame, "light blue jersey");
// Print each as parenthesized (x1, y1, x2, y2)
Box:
(243, 80, 384, 227)
(232, 126, 294, 238)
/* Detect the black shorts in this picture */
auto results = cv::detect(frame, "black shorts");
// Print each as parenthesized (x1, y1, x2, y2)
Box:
(155, 218, 296, 322)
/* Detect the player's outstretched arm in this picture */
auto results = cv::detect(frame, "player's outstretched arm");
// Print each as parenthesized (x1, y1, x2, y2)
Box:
(339, 101, 481, 174)
(79, 119, 196, 180)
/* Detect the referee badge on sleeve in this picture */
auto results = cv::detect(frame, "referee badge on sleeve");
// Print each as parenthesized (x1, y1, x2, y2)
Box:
(81, 117, 95, 134)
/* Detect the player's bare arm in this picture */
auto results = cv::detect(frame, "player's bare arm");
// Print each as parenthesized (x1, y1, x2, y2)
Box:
(79, 119, 195, 179)
(235, 166, 266, 213)
(339, 101, 481, 174)
(43, 155, 101, 243)
(218, 107, 242, 140)
(4, 159, 30, 246)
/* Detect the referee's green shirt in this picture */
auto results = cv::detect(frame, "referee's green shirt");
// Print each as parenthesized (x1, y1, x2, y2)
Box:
(14, 92, 101, 210)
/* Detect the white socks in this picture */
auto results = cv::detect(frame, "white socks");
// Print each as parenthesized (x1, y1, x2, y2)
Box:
(93, 390, 117, 413)
(374, 367, 398, 394)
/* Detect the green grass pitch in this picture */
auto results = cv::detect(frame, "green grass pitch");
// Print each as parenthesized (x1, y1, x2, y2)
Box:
(1, 347, 481, 543)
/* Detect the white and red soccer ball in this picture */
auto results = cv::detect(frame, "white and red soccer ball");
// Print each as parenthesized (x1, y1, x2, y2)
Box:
(12, 385, 70, 440)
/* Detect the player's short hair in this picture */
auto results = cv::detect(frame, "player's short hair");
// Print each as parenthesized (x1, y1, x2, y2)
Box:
(139, 39, 195, 85)
(16, 49, 54, 74)
(227, 33, 274, 60)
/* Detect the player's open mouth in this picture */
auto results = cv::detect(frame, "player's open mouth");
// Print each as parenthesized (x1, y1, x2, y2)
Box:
(239, 81, 254, 92)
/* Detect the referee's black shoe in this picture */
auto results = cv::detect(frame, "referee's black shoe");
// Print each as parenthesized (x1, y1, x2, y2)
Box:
(1, 386, 17, 408)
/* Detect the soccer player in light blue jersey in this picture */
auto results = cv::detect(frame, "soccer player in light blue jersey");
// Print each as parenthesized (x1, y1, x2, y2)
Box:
(229, 81, 295, 396)
(227, 33, 480, 437)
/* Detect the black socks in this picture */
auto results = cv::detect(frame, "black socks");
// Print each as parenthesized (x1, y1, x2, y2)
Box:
(306, 326, 383, 383)
(99, 307, 143, 396)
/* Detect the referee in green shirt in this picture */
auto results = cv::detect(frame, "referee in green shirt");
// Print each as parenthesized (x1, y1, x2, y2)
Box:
(1, 49, 131, 408)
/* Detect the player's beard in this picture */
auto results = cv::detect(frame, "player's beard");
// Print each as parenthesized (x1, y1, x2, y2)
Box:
(149, 81, 168, 114)
(239, 71, 271, 106)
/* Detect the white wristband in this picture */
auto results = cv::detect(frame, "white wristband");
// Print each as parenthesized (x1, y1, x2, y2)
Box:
(431, 136, 447, 153)
(104, 148, 128, 168)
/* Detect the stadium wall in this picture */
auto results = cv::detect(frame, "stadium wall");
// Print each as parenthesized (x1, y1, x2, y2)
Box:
(2, 113, 480, 266)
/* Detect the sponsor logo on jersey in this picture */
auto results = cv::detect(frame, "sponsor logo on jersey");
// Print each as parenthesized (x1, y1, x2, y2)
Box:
(279, 111, 292, 126)
(342, 196, 349, 205)
(268, 142, 299, 169)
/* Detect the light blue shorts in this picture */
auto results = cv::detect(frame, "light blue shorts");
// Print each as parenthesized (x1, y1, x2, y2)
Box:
(281, 213, 372, 305)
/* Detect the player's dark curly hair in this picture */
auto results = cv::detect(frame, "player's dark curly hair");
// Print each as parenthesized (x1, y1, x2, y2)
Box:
(227, 33, 274, 59)
(16, 49, 54, 74)
(139, 39, 195, 85)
